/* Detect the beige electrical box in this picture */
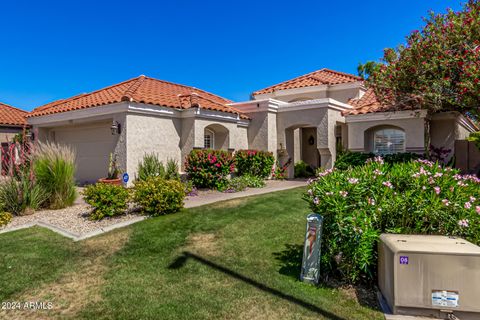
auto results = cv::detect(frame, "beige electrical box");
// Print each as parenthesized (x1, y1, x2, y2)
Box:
(378, 234, 480, 319)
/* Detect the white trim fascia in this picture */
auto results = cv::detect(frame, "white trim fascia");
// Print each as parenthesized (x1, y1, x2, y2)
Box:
(327, 81, 364, 91)
(28, 102, 249, 127)
(228, 99, 284, 113)
(128, 102, 178, 117)
(27, 102, 129, 126)
(278, 98, 352, 113)
(345, 109, 428, 123)
(181, 107, 246, 124)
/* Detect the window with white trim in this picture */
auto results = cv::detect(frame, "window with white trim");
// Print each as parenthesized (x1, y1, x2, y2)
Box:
(204, 129, 214, 149)
(373, 128, 405, 154)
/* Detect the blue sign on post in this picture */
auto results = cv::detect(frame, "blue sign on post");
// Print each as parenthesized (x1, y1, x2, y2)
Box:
(122, 173, 129, 183)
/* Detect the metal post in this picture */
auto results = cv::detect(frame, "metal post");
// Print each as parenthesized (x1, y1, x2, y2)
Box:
(300, 213, 324, 285)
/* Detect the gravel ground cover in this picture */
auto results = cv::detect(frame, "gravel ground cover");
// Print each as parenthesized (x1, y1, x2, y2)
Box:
(0, 204, 142, 237)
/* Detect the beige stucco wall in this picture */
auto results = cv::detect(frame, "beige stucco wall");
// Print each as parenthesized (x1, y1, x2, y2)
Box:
(346, 112, 426, 154)
(0, 127, 23, 143)
(126, 113, 182, 181)
(430, 112, 476, 162)
(430, 117, 456, 160)
(244, 110, 277, 154)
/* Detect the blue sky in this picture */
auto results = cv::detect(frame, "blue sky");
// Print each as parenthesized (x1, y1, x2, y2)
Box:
(0, 0, 463, 110)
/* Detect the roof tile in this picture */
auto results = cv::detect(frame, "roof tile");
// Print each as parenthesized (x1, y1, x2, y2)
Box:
(253, 68, 363, 95)
(28, 76, 249, 119)
(0, 102, 28, 126)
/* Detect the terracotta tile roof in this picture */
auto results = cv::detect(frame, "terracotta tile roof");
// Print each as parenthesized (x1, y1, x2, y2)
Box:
(0, 101, 28, 127)
(343, 88, 388, 115)
(28, 76, 249, 120)
(344, 88, 423, 116)
(252, 68, 363, 95)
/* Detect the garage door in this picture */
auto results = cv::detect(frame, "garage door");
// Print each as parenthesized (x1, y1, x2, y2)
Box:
(52, 122, 116, 184)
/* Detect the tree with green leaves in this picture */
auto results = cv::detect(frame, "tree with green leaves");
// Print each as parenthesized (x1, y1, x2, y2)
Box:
(360, 1, 480, 118)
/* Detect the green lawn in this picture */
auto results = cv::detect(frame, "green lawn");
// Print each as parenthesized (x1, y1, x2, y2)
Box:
(0, 188, 383, 320)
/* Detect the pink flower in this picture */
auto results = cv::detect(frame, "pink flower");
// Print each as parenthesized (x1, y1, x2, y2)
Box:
(348, 178, 359, 184)
(442, 199, 450, 206)
(307, 189, 313, 196)
(313, 197, 320, 205)
(325, 192, 333, 196)
(339, 191, 348, 197)
(476, 206, 480, 214)
(464, 202, 472, 209)
(434, 186, 441, 195)
(382, 181, 393, 188)
(368, 198, 375, 206)
(422, 186, 427, 190)
(470, 196, 476, 202)
(458, 219, 469, 228)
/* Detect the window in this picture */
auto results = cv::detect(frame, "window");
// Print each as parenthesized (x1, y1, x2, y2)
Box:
(204, 129, 214, 149)
(373, 128, 405, 154)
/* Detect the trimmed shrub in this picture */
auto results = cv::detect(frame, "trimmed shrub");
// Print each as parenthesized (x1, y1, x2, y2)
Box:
(334, 151, 375, 170)
(334, 151, 421, 170)
(133, 177, 185, 216)
(305, 158, 480, 283)
(224, 176, 248, 193)
(184, 149, 234, 189)
(235, 150, 275, 178)
(224, 174, 266, 193)
(33, 142, 77, 209)
(294, 160, 314, 178)
(83, 183, 130, 220)
(383, 152, 421, 164)
(0, 211, 12, 227)
(137, 153, 165, 181)
(241, 174, 266, 188)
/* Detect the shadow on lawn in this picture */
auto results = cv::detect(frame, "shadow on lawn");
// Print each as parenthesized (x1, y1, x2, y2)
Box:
(272, 243, 303, 279)
(273, 243, 380, 311)
(169, 251, 347, 320)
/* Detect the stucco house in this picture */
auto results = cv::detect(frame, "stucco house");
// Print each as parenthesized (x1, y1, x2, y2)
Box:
(26, 68, 477, 183)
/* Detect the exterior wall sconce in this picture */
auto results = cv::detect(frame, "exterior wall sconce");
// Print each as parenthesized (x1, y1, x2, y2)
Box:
(111, 121, 121, 135)
(308, 135, 315, 145)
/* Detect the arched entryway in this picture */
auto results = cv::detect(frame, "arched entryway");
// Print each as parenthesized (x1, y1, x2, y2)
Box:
(203, 124, 230, 150)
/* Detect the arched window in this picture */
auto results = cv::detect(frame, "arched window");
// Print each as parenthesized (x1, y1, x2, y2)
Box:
(373, 128, 405, 154)
(204, 128, 214, 149)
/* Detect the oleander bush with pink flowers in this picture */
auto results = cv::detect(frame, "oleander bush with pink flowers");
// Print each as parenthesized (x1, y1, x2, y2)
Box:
(304, 157, 480, 283)
(184, 149, 234, 189)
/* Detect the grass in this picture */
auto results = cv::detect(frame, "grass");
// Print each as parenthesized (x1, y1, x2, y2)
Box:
(0, 188, 383, 320)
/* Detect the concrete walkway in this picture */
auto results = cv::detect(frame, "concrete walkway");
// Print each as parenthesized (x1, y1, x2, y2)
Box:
(184, 179, 307, 208)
